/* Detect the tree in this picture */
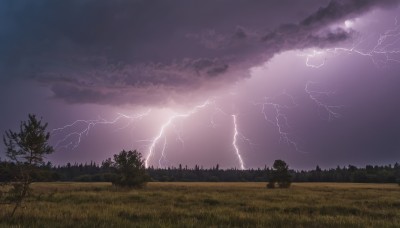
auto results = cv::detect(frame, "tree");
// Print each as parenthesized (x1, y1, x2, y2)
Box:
(267, 160, 291, 188)
(111, 150, 149, 188)
(2, 114, 54, 216)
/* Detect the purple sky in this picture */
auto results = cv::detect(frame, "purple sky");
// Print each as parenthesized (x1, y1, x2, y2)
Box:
(1, 0, 400, 169)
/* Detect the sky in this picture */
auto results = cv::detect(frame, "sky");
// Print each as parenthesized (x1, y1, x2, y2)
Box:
(1, 0, 400, 170)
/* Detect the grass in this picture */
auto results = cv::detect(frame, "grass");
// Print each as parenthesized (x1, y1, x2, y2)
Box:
(1, 182, 399, 227)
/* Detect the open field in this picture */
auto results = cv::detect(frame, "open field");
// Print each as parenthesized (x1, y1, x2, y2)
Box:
(1, 182, 400, 227)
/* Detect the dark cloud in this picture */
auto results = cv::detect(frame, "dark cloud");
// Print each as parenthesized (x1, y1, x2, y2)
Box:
(0, 0, 398, 106)
(301, 0, 399, 27)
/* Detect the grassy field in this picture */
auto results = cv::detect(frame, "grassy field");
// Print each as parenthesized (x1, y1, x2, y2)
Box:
(1, 182, 399, 227)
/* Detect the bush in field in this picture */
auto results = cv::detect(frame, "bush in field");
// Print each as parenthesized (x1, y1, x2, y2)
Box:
(108, 150, 149, 188)
(2, 114, 54, 216)
(266, 182, 275, 189)
(267, 159, 291, 189)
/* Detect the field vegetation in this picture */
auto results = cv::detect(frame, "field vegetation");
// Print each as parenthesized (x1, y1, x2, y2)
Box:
(1, 182, 399, 227)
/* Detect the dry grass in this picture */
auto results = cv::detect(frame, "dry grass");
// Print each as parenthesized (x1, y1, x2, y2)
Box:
(1, 182, 399, 227)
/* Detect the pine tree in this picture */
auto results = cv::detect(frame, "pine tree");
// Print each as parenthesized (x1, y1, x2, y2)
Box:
(2, 114, 54, 216)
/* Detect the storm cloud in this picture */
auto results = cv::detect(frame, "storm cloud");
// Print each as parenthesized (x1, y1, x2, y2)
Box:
(0, 0, 398, 106)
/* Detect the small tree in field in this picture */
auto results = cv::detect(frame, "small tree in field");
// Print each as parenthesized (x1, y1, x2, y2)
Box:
(267, 159, 291, 189)
(111, 150, 149, 188)
(2, 114, 54, 216)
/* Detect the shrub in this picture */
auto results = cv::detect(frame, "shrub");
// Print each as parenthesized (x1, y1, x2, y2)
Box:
(110, 150, 149, 188)
(267, 160, 292, 189)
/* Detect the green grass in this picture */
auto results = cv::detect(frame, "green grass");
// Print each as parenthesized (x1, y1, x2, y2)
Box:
(1, 182, 399, 227)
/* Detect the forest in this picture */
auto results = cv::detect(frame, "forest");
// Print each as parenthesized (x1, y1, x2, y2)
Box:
(1, 159, 399, 183)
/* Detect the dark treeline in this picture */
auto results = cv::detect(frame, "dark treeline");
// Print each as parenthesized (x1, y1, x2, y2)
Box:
(1, 160, 400, 183)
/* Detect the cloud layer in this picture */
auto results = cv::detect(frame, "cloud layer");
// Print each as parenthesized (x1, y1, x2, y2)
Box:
(1, 0, 398, 106)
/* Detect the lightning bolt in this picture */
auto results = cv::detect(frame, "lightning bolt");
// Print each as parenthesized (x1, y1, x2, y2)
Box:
(145, 100, 212, 168)
(52, 110, 151, 150)
(232, 114, 246, 170)
(144, 99, 252, 169)
(305, 81, 343, 121)
(254, 91, 304, 153)
(303, 17, 400, 68)
(211, 99, 252, 169)
(298, 18, 400, 123)
(302, 49, 326, 68)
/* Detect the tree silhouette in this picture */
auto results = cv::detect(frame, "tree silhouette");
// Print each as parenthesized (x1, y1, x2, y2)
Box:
(2, 114, 54, 216)
(111, 150, 149, 188)
(267, 159, 291, 188)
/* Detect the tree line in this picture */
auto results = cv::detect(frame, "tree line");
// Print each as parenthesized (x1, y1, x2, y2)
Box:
(2, 160, 399, 184)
